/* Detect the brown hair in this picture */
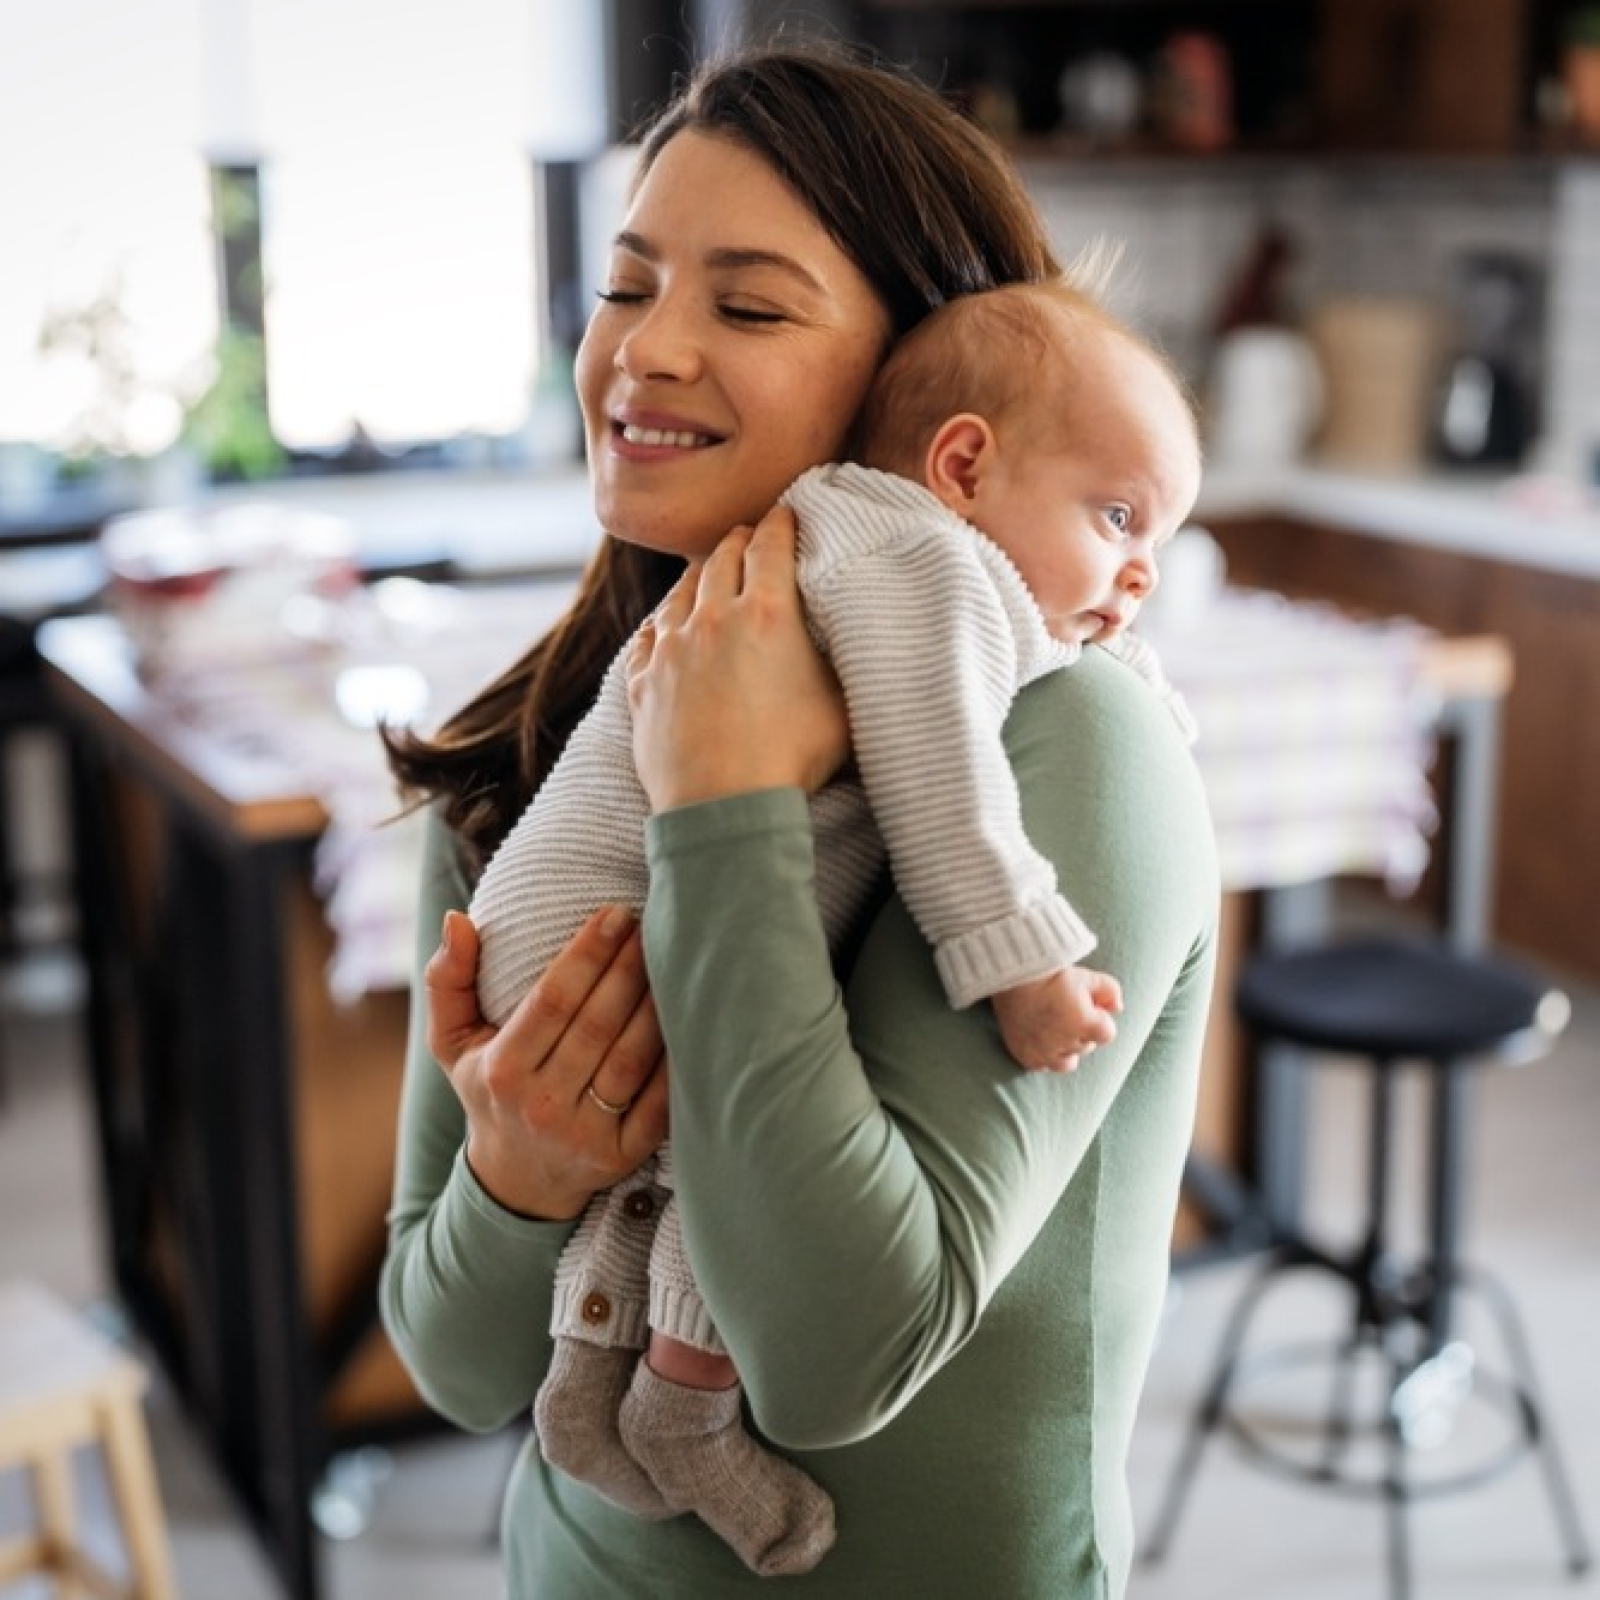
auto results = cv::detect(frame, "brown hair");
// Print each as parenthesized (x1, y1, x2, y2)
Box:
(384, 39, 1061, 870)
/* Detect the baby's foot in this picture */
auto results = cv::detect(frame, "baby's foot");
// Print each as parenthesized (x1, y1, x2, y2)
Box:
(619, 1361, 835, 1575)
(533, 1339, 673, 1519)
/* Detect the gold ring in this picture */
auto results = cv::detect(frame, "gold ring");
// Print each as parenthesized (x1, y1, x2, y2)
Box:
(585, 1082, 632, 1117)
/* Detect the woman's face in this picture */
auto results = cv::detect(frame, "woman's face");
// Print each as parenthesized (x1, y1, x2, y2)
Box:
(576, 130, 892, 558)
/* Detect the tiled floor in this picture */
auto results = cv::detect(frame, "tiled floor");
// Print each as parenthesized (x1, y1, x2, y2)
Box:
(2, 939, 1597, 1600)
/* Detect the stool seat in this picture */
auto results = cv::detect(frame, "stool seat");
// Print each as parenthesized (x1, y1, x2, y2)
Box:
(0, 1280, 177, 1599)
(1236, 934, 1570, 1061)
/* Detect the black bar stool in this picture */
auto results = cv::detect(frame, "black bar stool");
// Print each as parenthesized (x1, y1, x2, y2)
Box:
(1144, 933, 1593, 1599)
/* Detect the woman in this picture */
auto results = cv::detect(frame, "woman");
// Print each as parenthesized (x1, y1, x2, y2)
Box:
(380, 41, 1219, 1598)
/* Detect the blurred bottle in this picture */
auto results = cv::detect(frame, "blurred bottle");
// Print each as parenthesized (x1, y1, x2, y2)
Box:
(1151, 32, 1232, 152)
(1204, 225, 1323, 469)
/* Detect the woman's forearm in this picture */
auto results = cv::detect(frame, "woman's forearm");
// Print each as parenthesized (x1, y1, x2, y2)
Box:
(379, 811, 572, 1429)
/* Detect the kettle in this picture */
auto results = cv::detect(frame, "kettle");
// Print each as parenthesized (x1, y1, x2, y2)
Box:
(1434, 353, 1532, 467)
(1431, 252, 1540, 469)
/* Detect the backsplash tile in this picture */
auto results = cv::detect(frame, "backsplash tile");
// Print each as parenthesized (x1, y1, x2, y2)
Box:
(1023, 159, 1589, 480)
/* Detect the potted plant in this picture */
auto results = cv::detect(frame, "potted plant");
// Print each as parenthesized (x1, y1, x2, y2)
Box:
(180, 327, 285, 482)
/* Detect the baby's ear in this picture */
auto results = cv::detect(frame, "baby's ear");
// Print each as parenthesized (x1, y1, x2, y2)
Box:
(924, 412, 998, 511)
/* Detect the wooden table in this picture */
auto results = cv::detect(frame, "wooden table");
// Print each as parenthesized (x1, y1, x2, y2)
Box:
(40, 616, 419, 1600)
(37, 599, 1512, 1599)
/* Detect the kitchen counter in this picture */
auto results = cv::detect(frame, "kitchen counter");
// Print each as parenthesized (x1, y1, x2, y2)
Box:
(203, 463, 601, 577)
(1197, 464, 1600, 581)
(206, 459, 1600, 586)
(44, 458, 1600, 590)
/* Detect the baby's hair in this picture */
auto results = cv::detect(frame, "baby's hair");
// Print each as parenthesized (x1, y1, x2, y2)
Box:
(850, 246, 1191, 475)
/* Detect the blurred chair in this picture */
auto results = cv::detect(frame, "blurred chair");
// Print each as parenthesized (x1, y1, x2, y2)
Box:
(1144, 933, 1593, 1600)
(0, 1279, 177, 1599)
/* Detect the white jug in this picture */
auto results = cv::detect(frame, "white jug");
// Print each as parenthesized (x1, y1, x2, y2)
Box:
(1205, 327, 1324, 468)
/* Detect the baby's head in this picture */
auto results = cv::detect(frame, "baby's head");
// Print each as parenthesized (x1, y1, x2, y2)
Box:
(852, 275, 1195, 479)
(854, 277, 1203, 646)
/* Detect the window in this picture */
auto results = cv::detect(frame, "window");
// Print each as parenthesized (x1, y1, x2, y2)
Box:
(0, 0, 211, 460)
(0, 0, 606, 469)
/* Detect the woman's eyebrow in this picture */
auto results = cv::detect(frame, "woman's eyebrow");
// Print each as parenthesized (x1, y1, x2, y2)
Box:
(705, 247, 824, 293)
(613, 230, 822, 293)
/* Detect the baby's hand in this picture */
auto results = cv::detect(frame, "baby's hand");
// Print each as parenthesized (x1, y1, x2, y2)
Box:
(992, 964, 1122, 1075)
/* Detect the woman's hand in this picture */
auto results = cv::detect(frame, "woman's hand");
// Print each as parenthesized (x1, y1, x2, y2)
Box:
(425, 905, 669, 1221)
(626, 504, 849, 812)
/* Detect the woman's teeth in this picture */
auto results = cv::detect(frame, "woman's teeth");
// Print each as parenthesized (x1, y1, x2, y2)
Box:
(621, 424, 710, 448)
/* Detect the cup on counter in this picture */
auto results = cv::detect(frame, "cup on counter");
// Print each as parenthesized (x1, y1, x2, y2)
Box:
(1142, 524, 1226, 637)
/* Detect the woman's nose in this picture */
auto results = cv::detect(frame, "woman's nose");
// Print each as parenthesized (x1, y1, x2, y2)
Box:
(615, 298, 700, 381)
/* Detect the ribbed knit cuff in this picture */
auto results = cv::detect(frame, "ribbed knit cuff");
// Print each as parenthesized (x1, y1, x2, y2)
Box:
(934, 896, 1097, 1010)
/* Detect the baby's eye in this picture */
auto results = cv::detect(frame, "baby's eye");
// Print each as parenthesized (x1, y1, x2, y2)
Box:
(1103, 505, 1132, 535)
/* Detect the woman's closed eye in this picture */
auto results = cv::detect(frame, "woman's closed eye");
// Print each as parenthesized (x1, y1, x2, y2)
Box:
(593, 287, 786, 327)
(719, 301, 788, 326)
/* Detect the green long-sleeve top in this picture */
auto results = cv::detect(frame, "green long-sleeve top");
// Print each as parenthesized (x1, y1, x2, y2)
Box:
(380, 645, 1219, 1598)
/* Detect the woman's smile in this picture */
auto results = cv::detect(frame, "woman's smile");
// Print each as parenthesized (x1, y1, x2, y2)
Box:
(616, 423, 719, 451)
(607, 407, 727, 456)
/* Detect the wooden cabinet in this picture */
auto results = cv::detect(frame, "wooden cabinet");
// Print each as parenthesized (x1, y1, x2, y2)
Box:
(855, 0, 1322, 149)
(1209, 514, 1600, 983)
(1314, 0, 1529, 153)
(844, 0, 1570, 155)
(609, 2, 1588, 155)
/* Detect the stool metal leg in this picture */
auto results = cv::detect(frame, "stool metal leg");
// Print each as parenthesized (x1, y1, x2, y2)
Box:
(1426, 1064, 1473, 1352)
(1318, 1060, 1400, 1477)
(1317, 1323, 1362, 1477)
(1382, 1344, 1415, 1600)
(1471, 1267, 1595, 1576)
(1141, 1257, 1287, 1563)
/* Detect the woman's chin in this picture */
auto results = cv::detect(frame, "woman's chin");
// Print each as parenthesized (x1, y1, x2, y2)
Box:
(596, 497, 745, 561)
(602, 518, 718, 561)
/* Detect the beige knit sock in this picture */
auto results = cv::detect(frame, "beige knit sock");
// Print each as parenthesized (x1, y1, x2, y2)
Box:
(618, 1360, 835, 1576)
(533, 1338, 673, 1519)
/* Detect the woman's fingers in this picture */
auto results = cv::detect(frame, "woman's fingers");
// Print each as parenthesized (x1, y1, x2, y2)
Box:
(652, 553, 706, 630)
(627, 503, 846, 809)
(693, 521, 756, 601)
(424, 910, 487, 1068)
(740, 503, 800, 596)
(683, 509, 792, 611)
(453, 903, 667, 1218)
(503, 906, 650, 1092)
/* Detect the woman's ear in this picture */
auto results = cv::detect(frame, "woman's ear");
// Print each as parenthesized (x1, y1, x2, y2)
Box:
(923, 413, 997, 513)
